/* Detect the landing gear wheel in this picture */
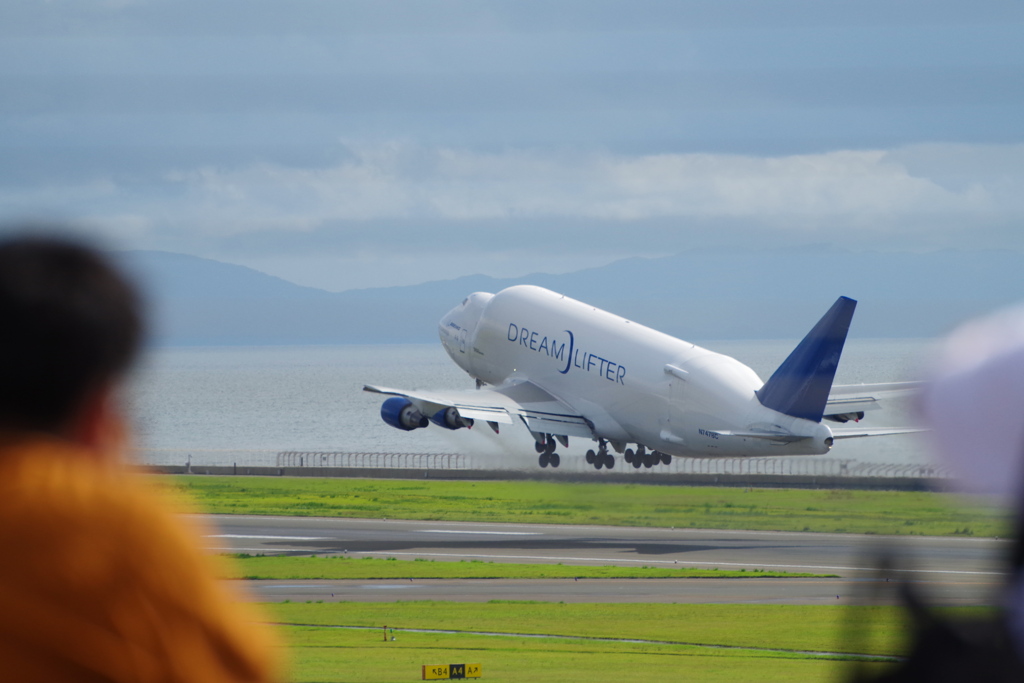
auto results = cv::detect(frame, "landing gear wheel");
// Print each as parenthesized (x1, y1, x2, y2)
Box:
(539, 452, 550, 468)
(624, 448, 634, 464)
(661, 452, 672, 465)
(550, 453, 560, 468)
(632, 456, 642, 468)
(585, 449, 596, 464)
(604, 453, 615, 469)
(534, 440, 546, 454)
(594, 457, 604, 470)
(643, 452, 654, 468)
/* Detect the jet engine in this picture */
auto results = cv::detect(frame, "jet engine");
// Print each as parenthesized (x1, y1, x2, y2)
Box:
(430, 407, 474, 430)
(380, 397, 429, 431)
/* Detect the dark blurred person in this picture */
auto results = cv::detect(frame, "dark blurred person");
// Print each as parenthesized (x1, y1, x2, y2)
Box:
(849, 306, 1024, 681)
(0, 233, 281, 682)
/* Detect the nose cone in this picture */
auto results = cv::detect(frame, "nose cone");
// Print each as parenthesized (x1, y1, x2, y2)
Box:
(438, 307, 453, 338)
(438, 306, 462, 356)
(813, 421, 835, 453)
(437, 291, 494, 363)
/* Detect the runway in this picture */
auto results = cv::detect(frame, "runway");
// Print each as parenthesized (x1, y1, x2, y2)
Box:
(204, 515, 1007, 605)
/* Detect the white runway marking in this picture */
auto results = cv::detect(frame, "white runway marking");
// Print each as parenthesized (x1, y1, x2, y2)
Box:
(208, 547, 295, 553)
(208, 534, 329, 541)
(420, 530, 541, 536)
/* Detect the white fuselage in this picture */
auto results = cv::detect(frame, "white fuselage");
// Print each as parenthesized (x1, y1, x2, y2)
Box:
(438, 285, 833, 457)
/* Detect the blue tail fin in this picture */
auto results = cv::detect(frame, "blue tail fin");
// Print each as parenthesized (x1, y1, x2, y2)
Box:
(755, 296, 856, 422)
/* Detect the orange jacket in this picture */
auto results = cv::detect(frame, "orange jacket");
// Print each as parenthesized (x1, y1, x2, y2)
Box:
(0, 434, 281, 682)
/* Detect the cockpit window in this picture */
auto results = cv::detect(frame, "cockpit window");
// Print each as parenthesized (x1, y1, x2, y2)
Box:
(462, 298, 468, 306)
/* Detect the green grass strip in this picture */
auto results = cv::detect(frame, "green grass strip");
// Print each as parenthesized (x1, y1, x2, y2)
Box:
(229, 554, 833, 579)
(270, 602, 904, 656)
(268, 602, 914, 682)
(281, 626, 862, 683)
(171, 475, 1006, 537)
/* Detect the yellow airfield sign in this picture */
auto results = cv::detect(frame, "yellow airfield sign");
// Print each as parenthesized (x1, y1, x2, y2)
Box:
(422, 663, 482, 679)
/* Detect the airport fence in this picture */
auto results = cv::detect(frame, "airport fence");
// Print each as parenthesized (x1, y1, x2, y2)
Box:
(140, 449, 278, 468)
(669, 457, 950, 480)
(276, 451, 472, 470)
(138, 448, 952, 481)
(272, 452, 951, 480)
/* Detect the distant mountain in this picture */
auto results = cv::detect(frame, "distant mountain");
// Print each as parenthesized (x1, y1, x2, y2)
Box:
(117, 250, 342, 346)
(116, 248, 1024, 346)
(119, 250, 333, 301)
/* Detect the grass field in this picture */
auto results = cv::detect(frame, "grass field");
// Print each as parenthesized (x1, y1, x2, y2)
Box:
(173, 475, 1006, 537)
(267, 602, 911, 683)
(228, 554, 832, 579)
(174, 475, 996, 680)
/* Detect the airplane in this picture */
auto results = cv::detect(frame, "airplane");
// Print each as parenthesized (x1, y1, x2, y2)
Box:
(364, 285, 919, 470)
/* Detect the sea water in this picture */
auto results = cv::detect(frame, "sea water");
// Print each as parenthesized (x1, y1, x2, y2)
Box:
(126, 338, 934, 469)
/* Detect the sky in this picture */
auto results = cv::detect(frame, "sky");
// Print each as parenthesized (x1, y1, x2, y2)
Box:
(2, 0, 1024, 292)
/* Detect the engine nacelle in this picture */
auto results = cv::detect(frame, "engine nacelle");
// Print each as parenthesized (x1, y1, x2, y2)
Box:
(380, 397, 429, 431)
(430, 406, 474, 430)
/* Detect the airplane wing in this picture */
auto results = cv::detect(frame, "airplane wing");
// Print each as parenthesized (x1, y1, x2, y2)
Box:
(831, 427, 925, 439)
(825, 381, 921, 418)
(363, 381, 595, 439)
(825, 382, 924, 437)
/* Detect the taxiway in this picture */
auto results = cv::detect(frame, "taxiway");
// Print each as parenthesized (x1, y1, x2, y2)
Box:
(205, 515, 1005, 605)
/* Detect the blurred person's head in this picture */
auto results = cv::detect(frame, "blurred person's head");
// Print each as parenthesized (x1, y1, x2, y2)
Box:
(0, 232, 142, 448)
(919, 305, 1024, 506)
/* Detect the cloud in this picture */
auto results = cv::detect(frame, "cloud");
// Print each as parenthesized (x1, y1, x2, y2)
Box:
(8, 140, 1023, 291)
(156, 141, 1017, 232)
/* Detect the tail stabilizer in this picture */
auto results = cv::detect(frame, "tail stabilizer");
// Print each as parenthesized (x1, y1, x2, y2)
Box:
(755, 296, 856, 422)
